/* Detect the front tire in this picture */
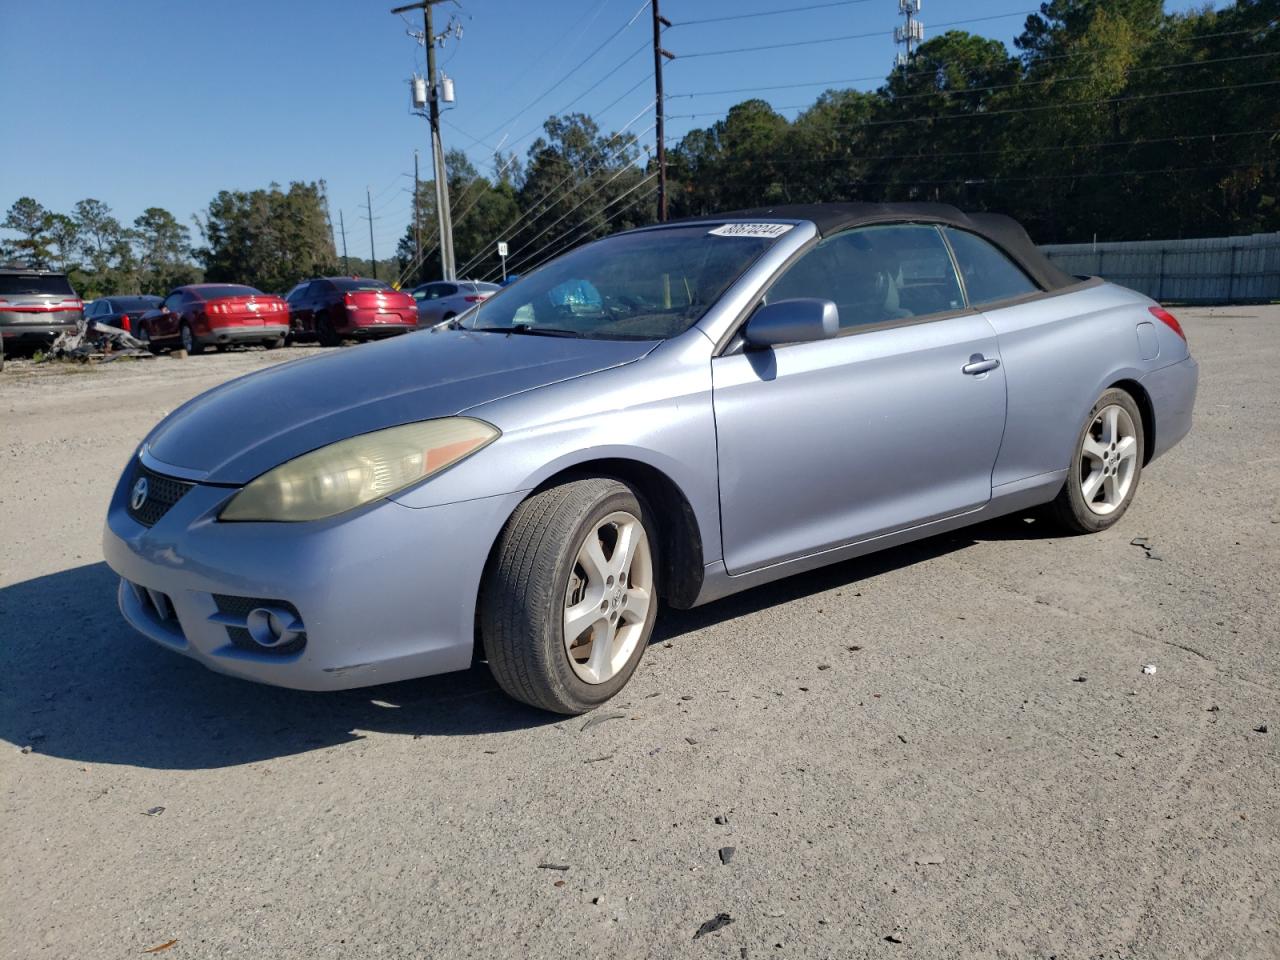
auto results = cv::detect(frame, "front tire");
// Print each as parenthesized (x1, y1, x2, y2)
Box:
(1049, 388, 1144, 534)
(263, 335, 285, 350)
(480, 478, 659, 714)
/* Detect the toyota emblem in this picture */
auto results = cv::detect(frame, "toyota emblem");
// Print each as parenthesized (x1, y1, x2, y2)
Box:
(131, 477, 149, 511)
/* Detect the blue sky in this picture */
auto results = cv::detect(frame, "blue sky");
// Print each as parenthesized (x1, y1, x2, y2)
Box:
(0, 0, 1220, 257)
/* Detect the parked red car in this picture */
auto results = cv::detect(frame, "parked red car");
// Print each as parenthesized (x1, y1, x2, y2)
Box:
(136, 284, 289, 354)
(284, 277, 418, 346)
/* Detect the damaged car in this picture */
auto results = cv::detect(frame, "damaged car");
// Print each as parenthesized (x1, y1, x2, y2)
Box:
(104, 203, 1198, 713)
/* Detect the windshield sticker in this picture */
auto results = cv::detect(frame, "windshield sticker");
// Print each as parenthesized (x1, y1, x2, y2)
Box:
(707, 222, 794, 239)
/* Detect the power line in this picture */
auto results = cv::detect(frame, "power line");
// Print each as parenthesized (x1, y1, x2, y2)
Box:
(452, 108, 655, 278)
(475, 0, 649, 144)
(833, 159, 1273, 188)
(666, 79, 1280, 125)
(478, 132, 655, 277)
(666, 50, 1279, 102)
(486, 173, 659, 281)
(670, 0, 876, 28)
(679, 9, 1036, 59)
(671, 128, 1280, 169)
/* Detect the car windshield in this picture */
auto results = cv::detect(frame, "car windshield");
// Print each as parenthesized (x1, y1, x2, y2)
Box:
(109, 296, 161, 311)
(0, 274, 76, 297)
(331, 278, 390, 292)
(461, 224, 783, 340)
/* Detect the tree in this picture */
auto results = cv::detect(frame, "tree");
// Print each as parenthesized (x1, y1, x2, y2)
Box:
(197, 181, 337, 293)
(133, 207, 198, 294)
(2, 197, 52, 264)
(46, 214, 82, 272)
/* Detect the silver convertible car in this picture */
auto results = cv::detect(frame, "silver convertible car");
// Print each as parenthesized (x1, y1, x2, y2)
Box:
(104, 203, 1198, 713)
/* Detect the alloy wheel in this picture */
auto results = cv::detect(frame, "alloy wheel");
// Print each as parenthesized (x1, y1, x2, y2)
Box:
(1078, 404, 1139, 515)
(562, 510, 654, 684)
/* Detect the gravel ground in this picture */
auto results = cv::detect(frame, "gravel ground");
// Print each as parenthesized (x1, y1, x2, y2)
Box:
(1, 309, 1277, 959)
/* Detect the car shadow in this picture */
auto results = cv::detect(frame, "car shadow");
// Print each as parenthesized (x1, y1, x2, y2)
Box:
(0, 511, 1053, 771)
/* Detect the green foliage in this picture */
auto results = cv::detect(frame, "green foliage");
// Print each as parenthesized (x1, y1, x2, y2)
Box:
(2, 197, 52, 263)
(197, 181, 337, 294)
(667, 0, 1277, 241)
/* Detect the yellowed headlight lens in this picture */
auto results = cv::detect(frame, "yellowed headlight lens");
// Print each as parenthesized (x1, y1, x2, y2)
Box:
(220, 418, 499, 522)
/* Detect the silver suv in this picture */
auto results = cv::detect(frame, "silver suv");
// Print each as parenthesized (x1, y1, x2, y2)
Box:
(0, 264, 83, 355)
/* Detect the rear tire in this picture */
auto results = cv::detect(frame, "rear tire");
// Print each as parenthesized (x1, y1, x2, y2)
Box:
(480, 478, 659, 714)
(317, 313, 339, 347)
(263, 335, 285, 350)
(180, 322, 204, 355)
(1049, 388, 1144, 534)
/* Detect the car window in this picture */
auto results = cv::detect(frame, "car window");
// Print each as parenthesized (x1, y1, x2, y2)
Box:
(436, 283, 458, 298)
(285, 282, 310, 303)
(162, 293, 183, 311)
(331, 278, 389, 292)
(943, 227, 1039, 306)
(763, 223, 964, 330)
(0, 273, 76, 297)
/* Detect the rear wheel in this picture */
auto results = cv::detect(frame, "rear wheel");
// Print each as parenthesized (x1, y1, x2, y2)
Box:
(1049, 388, 1144, 534)
(317, 312, 339, 347)
(481, 478, 659, 714)
(180, 321, 203, 355)
(262, 335, 285, 350)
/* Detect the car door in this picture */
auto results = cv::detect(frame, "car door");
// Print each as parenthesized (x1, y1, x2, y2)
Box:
(419, 283, 455, 325)
(157, 292, 184, 340)
(285, 282, 312, 332)
(712, 222, 1008, 575)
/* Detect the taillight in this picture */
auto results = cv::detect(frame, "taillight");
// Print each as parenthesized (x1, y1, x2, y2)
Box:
(120, 313, 131, 332)
(1148, 305, 1186, 341)
(463, 295, 484, 303)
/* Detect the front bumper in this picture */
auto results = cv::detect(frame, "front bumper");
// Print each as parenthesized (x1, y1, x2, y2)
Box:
(197, 323, 289, 346)
(103, 466, 524, 690)
(1140, 354, 1199, 462)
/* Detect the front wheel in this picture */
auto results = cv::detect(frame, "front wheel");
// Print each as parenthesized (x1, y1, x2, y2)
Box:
(480, 478, 659, 714)
(1049, 388, 1144, 534)
(262, 335, 285, 350)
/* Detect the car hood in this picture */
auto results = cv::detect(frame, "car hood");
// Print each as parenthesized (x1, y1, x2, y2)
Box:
(144, 329, 656, 484)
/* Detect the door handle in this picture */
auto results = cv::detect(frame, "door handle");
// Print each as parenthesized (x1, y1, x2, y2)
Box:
(962, 354, 1001, 375)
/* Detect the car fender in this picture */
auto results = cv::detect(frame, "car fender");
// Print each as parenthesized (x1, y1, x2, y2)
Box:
(390, 336, 723, 563)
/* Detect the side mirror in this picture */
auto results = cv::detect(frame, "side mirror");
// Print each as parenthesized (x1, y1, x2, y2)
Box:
(743, 298, 839, 347)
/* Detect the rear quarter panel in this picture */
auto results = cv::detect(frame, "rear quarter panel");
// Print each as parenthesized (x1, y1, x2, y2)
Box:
(983, 281, 1177, 486)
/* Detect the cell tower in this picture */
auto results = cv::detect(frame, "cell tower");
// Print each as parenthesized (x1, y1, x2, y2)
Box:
(894, 0, 923, 68)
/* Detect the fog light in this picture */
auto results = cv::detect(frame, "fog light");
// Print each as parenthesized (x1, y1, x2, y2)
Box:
(245, 606, 304, 648)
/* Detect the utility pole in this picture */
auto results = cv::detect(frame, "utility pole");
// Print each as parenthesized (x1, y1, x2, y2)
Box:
(339, 210, 350, 274)
(392, 0, 457, 280)
(365, 186, 378, 280)
(651, 0, 674, 222)
(893, 0, 923, 68)
(413, 149, 422, 287)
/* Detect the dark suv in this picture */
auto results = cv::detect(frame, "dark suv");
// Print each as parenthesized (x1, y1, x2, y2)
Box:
(0, 264, 83, 354)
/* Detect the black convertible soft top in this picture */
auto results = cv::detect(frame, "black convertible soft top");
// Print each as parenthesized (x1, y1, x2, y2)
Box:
(680, 202, 1078, 292)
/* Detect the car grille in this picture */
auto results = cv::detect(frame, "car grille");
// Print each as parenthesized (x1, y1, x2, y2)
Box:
(127, 460, 194, 527)
(212, 594, 307, 655)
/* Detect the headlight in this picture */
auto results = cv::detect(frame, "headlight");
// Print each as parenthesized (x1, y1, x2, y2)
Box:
(219, 418, 499, 522)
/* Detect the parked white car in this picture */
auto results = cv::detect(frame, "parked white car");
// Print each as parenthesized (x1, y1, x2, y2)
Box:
(411, 280, 500, 327)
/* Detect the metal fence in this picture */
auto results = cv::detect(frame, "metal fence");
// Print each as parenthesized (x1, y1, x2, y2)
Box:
(1038, 233, 1280, 304)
